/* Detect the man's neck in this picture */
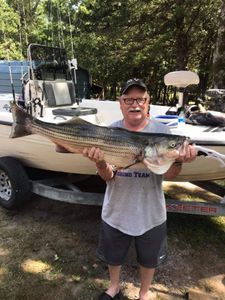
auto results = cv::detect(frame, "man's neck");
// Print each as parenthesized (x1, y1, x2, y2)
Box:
(123, 118, 149, 131)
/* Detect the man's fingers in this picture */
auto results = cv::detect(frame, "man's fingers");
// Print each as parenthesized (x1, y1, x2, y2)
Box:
(176, 144, 197, 163)
(83, 148, 89, 157)
(185, 145, 197, 162)
(191, 145, 198, 157)
(97, 149, 105, 161)
(93, 148, 100, 160)
(180, 145, 197, 162)
(82, 147, 105, 163)
(88, 147, 97, 158)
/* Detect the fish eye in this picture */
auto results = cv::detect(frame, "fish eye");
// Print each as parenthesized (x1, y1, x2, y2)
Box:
(170, 141, 176, 148)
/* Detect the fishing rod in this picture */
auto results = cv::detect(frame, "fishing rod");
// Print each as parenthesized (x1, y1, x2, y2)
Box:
(6, 46, 16, 103)
(18, 2, 25, 91)
(68, 10, 74, 55)
(57, 1, 65, 48)
(22, 0, 28, 46)
(1, 18, 16, 103)
(47, 0, 54, 46)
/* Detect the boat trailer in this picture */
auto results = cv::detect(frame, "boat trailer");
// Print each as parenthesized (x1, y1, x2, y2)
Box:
(31, 176, 225, 217)
(0, 156, 224, 215)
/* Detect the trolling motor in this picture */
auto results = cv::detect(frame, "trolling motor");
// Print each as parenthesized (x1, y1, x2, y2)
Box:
(164, 71, 225, 127)
(164, 70, 200, 115)
(69, 58, 80, 105)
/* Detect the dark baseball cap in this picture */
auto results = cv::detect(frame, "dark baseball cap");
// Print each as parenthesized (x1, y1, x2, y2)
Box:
(120, 78, 147, 95)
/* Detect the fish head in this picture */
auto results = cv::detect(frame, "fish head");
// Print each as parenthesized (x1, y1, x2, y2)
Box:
(156, 134, 187, 157)
(143, 134, 188, 174)
(145, 134, 187, 157)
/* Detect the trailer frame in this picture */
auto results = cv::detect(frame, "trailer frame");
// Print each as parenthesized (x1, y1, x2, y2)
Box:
(30, 176, 225, 217)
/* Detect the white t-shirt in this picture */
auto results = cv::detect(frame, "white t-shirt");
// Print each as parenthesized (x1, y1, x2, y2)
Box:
(102, 119, 171, 236)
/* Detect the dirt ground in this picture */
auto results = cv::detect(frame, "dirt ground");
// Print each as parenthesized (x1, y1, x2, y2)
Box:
(0, 182, 225, 300)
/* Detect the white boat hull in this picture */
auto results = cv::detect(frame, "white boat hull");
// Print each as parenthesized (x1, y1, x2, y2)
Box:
(0, 100, 224, 181)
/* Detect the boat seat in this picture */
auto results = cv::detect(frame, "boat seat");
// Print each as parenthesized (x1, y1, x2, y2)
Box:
(43, 80, 97, 117)
(43, 81, 76, 107)
(52, 107, 97, 117)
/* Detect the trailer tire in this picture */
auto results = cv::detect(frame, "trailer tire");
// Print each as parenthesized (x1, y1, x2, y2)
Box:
(0, 157, 31, 209)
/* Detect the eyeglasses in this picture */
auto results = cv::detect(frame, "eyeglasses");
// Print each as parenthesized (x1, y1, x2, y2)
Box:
(122, 97, 147, 105)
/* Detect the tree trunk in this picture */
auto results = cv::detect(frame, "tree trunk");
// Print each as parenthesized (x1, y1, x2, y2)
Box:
(212, 0, 225, 88)
(175, 0, 188, 70)
(110, 83, 117, 101)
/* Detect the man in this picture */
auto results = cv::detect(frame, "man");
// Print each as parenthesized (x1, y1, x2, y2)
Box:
(83, 78, 197, 300)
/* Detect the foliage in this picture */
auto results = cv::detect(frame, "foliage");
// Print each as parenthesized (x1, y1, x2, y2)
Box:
(213, 0, 225, 88)
(0, 0, 223, 101)
(70, 0, 221, 101)
(0, 0, 20, 59)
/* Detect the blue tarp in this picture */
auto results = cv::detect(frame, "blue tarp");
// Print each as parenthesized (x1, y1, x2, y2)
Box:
(0, 60, 93, 98)
(0, 61, 29, 94)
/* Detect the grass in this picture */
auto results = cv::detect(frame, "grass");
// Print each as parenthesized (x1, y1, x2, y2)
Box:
(0, 184, 225, 299)
(213, 179, 225, 187)
(167, 213, 225, 251)
(164, 180, 225, 252)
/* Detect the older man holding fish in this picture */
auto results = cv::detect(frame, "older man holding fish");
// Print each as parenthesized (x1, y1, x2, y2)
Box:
(83, 78, 197, 300)
(9, 76, 224, 299)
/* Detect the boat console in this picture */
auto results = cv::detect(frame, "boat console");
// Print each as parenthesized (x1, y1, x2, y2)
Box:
(23, 44, 98, 120)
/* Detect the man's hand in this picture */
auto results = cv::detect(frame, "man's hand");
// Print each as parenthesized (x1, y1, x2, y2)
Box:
(175, 143, 197, 163)
(82, 147, 114, 181)
(164, 143, 197, 180)
(83, 147, 107, 169)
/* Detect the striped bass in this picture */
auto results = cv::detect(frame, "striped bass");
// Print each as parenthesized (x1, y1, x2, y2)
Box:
(10, 102, 188, 174)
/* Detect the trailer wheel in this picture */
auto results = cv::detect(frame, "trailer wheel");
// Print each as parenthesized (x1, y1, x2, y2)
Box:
(0, 157, 31, 209)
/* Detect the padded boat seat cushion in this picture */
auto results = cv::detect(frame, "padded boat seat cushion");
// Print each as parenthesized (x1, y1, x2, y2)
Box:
(43, 81, 76, 107)
(52, 107, 97, 117)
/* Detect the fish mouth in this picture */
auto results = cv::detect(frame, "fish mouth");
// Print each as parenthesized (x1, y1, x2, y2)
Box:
(174, 137, 189, 150)
(175, 142, 184, 150)
(180, 139, 189, 148)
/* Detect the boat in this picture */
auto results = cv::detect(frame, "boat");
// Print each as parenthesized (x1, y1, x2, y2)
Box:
(76, 96, 225, 181)
(0, 45, 224, 182)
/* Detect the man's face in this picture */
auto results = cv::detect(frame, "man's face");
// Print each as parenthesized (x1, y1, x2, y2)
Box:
(119, 86, 150, 126)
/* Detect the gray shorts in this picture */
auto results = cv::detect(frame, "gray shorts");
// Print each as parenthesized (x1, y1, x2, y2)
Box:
(96, 220, 167, 268)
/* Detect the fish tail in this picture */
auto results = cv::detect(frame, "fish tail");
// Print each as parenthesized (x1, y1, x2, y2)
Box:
(10, 102, 33, 138)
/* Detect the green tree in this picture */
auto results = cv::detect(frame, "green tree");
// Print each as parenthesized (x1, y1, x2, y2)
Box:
(0, 0, 20, 59)
(70, 0, 221, 101)
(1, 0, 222, 101)
(1, 0, 49, 59)
(212, 0, 225, 88)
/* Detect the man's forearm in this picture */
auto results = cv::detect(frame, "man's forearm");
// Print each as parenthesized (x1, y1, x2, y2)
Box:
(96, 161, 115, 181)
(164, 161, 182, 180)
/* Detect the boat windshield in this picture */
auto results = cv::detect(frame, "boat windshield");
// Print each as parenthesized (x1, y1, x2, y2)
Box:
(28, 44, 71, 81)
